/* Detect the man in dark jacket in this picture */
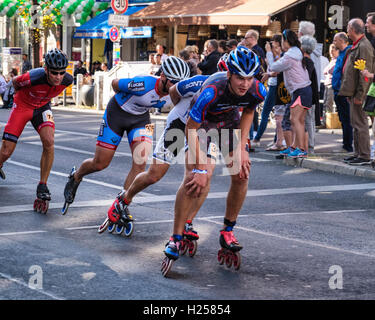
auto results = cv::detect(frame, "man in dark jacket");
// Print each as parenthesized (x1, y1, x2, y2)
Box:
(332, 32, 353, 152)
(198, 40, 221, 75)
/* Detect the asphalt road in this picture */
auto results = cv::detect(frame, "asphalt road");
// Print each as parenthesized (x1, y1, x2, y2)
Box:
(1, 108, 375, 303)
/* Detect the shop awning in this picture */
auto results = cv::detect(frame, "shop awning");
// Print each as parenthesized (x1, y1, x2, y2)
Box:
(129, 0, 306, 26)
(73, 6, 152, 39)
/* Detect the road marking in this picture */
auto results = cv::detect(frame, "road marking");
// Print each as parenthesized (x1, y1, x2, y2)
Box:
(63, 210, 366, 231)
(1, 178, 375, 214)
(4, 159, 154, 197)
(2, 209, 373, 260)
(0, 271, 64, 300)
(25, 141, 132, 157)
(203, 218, 375, 259)
(0, 230, 47, 236)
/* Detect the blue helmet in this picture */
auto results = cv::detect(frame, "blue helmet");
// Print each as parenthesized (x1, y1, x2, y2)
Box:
(227, 46, 260, 77)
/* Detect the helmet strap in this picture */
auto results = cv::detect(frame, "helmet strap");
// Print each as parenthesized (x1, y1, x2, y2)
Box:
(161, 79, 168, 94)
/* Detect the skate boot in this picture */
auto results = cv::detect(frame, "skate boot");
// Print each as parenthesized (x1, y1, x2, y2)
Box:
(98, 190, 134, 237)
(180, 220, 199, 257)
(0, 166, 5, 180)
(33, 183, 51, 214)
(61, 167, 81, 215)
(161, 235, 182, 277)
(217, 226, 242, 270)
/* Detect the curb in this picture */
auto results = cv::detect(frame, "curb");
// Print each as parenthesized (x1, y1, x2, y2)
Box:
(283, 156, 375, 180)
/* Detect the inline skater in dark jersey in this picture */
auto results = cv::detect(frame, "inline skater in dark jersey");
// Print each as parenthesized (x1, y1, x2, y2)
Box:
(0, 49, 72, 214)
(161, 46, 266, 276)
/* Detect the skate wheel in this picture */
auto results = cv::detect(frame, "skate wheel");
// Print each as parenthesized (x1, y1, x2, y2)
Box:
(61, 202, 70, 215)
(188, 240, 198, 257)
(180, 240, 188, 256)
(217, 248, 225, 265)
(233, 252, 241, 271)
(98, 218, 110, 234)
(33, 199, 40, 212)
(161, 257, 174, 278)
(124, 221, 134, 237)
(107, 222, 116, 233)
(225, 254, 233, 268)
(115, 224, 124, 235)
(40, 201, 49, 214)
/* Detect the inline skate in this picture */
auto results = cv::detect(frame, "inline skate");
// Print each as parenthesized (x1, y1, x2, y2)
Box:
(98, 190, 134, 237)
(161, 235, 182, 277)
(61, 167, 81, 215)
(0, 166, 5, 180)
(33, 183, 51, 214)
(217, 228, 242, 270)
(180, 220, 199, 257)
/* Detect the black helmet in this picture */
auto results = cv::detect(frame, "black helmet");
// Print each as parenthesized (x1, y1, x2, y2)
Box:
(44, 49, 68, 70)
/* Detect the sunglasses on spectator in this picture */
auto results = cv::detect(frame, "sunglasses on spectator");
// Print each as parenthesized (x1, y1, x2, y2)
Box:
(50, 70, 66, 75)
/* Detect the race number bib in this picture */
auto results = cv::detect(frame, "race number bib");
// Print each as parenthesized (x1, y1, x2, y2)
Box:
(42, 110, 55, 123)
(145, 123, 155, 136)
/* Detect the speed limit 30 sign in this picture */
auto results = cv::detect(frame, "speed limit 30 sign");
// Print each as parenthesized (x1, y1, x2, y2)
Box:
(111, 0, 128, 14)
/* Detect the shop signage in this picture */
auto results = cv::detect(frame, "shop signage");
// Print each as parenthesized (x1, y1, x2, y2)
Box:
(109, 26, 120, 42)
(108, 14, 129, 27)
(328, 5, 350, 30)
(111, 0, 128, 14)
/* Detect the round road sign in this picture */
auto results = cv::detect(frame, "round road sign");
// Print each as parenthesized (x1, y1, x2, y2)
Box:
(109, 26, 120, 42)
(111, 0, 128, 14)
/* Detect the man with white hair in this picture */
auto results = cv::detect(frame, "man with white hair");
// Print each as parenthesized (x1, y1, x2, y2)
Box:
(298, 21, 322, 153)
(339, 18, 374, 165)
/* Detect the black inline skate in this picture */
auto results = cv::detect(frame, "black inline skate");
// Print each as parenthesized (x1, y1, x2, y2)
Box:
(98, 190, 134, 237)
(0, 166, 5, 180)
(61, 167, 81, 215)
(217, 228, 242, 271)
(33, 183, 51, 214)
(180, 220, 199, 257)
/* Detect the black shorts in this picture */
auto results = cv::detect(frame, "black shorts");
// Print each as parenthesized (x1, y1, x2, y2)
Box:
(96, 97, 152, 150)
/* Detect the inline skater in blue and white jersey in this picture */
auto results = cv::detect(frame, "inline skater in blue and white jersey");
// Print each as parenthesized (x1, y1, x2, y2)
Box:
(62, 56, 190, 215)
(161, 47, 266, 276)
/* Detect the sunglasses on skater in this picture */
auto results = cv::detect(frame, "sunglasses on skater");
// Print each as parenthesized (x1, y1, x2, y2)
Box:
(50, 70, 66, 75)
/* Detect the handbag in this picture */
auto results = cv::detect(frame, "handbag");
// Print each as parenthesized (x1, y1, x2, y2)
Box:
(363, 82, 375, 114)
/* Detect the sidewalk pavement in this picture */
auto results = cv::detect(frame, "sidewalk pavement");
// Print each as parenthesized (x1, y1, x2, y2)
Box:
(50, 103, 375, 180)
(254, 125, 375, 180)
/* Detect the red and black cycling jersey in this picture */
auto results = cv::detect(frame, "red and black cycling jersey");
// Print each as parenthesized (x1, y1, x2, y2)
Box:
(13, 68, 73, 109)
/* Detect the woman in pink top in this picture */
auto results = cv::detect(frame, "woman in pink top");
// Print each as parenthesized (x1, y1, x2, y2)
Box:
(267, 29, 312, 158)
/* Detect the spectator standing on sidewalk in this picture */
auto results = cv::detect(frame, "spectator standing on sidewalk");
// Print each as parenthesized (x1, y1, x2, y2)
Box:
(332, 32, 353, 152)
(322, 44, 339, 126)
(197, 39, 221, 75)
(298, 21, 322, 153)
(339, 18, 374, 166)
(267, 29, 312, 159)
(301, 35, 320, 152)
(253, 34, 282, 146)
(360, 13, 375, 159)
